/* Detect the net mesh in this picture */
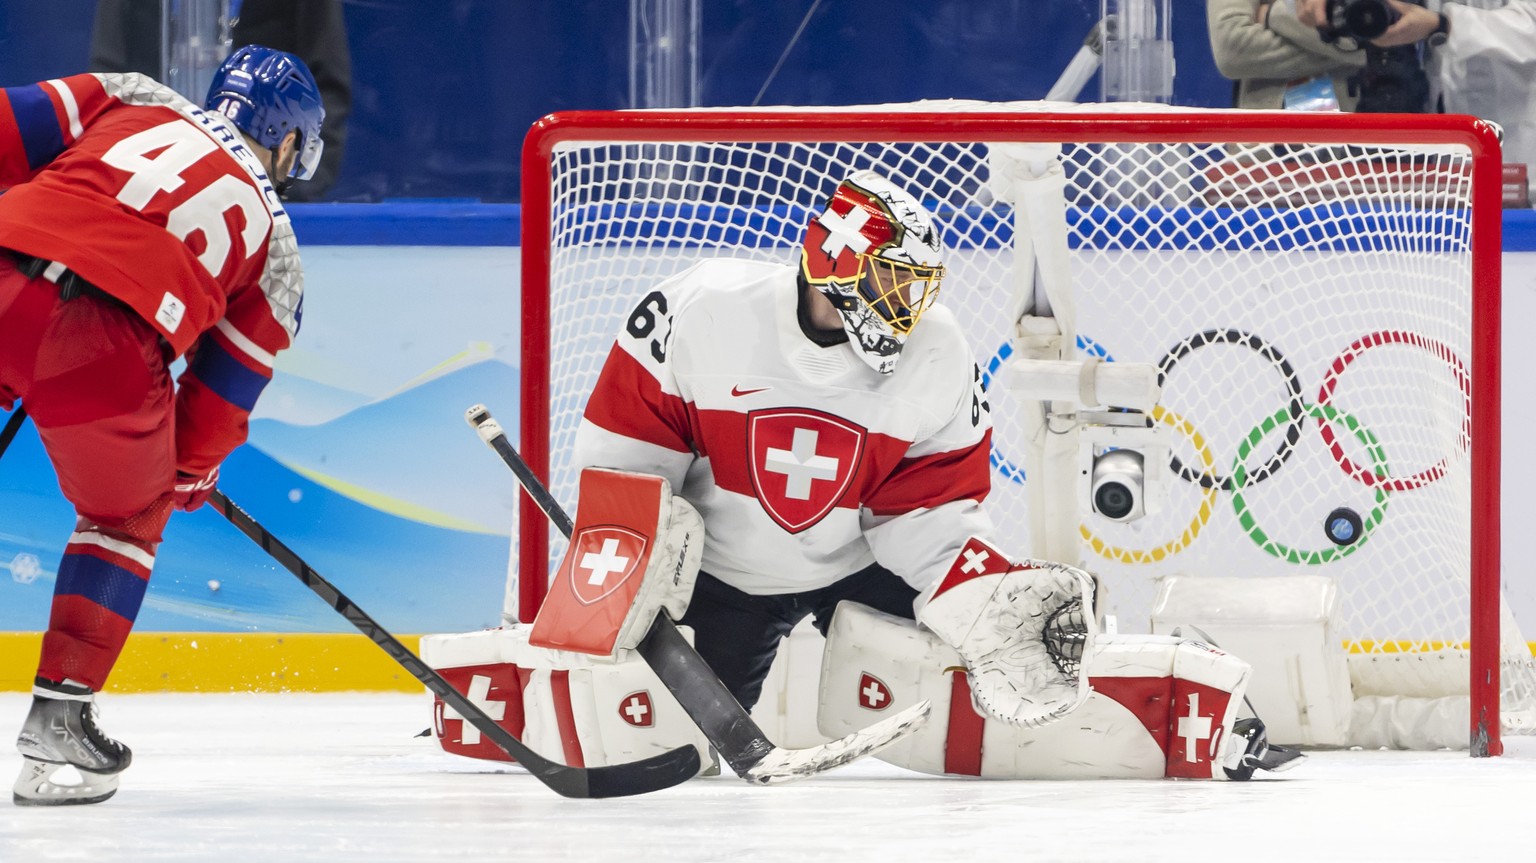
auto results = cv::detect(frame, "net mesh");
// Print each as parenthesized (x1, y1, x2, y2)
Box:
(526, 103, 1531, 735)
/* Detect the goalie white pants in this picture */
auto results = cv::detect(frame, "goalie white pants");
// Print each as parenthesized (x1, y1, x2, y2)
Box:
(677, 564, 918, 710)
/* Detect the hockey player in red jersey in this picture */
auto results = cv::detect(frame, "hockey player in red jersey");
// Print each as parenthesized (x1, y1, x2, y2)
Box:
(2, 45, 323, 806)
(575, 171, 1097, 729)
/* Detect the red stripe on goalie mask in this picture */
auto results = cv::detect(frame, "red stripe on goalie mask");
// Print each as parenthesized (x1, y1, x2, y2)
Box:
(930, 537, 1013, 602)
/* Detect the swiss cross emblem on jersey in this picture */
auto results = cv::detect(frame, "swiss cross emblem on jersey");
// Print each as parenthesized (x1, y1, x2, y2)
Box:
(857, 673, 893, 711)
(747, 408, 866, 534)
(565, 526, 649, 606)
(618, 691, 656, 728)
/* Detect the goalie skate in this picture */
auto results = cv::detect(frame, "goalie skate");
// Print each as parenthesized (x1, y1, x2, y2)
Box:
(1223, 718, 1306, 781)
(13, 680, 132, 806)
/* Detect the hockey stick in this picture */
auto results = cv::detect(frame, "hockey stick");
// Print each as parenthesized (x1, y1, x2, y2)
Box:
(207, 489, 701, 799)
(466, 404, 932, 784)
(0, 405, 27, 463)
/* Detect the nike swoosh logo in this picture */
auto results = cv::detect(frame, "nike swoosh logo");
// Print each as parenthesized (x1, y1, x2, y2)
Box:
(731, 385, 771, 397)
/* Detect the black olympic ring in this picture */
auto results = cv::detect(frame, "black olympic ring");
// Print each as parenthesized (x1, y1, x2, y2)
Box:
(1156, 328, 1306, 491)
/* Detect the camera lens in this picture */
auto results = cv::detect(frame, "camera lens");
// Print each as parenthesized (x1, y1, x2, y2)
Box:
(1336, 0, 1396, 39)
(1094, 482, 1135, 521)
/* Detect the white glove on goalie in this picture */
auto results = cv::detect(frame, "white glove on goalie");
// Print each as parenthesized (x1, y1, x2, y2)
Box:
(916, 538, 1097, 728)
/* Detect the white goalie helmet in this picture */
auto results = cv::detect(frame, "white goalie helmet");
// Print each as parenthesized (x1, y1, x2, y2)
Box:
(800, 170, 946, 374)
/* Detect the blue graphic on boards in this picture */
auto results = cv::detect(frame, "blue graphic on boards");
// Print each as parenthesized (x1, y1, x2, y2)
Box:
(0, 359, 518, 634)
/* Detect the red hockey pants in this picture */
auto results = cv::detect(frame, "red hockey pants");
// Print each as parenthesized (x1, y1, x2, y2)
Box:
(0, 255, 175, 690)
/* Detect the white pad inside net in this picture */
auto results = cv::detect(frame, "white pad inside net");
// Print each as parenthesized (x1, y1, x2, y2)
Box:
(523, 101, 1531, 739)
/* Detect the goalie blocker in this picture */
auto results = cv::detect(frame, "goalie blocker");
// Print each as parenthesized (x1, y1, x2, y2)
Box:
(822, 602, 1304, 780)
(422, 468, 710, 769)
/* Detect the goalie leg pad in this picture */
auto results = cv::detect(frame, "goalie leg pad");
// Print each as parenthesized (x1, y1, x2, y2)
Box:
(423, 625, 711, 771)
(820, 603, 1272, 780)
(530, 468, 703, 658)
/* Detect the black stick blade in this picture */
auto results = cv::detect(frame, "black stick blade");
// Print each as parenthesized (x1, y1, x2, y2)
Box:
(208, 490, 700, 798)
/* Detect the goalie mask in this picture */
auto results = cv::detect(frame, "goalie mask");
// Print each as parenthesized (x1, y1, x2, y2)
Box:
(801, 171, 945, 374)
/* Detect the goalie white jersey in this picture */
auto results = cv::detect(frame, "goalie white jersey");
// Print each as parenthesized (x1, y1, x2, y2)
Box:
(576, 258, 995, 597)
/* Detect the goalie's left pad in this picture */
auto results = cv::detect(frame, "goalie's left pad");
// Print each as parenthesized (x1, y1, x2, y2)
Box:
(819, 602, 1260, 780)
(529, 468, 704, 658)
(420, 624, 711, 770)
(915, 537, 1097, 727)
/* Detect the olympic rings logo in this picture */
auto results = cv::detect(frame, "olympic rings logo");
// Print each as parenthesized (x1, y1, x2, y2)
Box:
(981, 328, 1471, 566)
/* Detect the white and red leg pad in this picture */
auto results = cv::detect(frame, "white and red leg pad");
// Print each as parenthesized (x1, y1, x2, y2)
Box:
(529, 468, 703, 658)
(420, 625, 710, 769)
(818, 602, 1252, 779)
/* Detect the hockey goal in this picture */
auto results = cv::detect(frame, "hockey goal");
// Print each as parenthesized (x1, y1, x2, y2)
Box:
(517, 102, 1520, 754)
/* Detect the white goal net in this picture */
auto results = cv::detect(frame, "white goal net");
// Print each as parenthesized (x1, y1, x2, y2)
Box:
(517, 101, 1525, 752)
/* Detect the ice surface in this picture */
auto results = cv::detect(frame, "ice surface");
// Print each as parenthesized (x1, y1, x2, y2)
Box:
(1, 692, 1533, 862)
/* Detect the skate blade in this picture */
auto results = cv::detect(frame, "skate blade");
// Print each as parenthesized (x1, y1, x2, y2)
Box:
(13, 758, 120, 806)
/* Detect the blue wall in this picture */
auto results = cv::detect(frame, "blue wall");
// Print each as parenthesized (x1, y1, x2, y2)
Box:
(0, 1, 1234, 203)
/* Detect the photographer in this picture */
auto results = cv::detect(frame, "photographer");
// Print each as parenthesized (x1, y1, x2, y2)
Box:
(1208, 0, 1367, 110)
(1298, 0, 1536, 169)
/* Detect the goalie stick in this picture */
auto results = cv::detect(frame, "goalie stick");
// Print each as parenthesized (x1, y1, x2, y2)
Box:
(208, 489, 701, 799)
(466, 404, 933, 784)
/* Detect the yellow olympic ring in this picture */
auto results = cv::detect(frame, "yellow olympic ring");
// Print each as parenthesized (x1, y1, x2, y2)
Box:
(1079, 405, 1218, 564)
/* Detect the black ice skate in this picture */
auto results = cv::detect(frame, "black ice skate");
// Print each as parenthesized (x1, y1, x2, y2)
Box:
(13, 678, 132, 806)
(1223, 717, 1306, 781)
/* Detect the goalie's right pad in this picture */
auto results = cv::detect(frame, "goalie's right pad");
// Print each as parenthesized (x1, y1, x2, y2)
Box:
(820, 602, 1263, 779)
(529, 468, 703, 659)
(915, 537, 1097, 727)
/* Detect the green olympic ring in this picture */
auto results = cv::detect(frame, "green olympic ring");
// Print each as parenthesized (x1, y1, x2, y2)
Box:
(1230, 401, 1390, 565)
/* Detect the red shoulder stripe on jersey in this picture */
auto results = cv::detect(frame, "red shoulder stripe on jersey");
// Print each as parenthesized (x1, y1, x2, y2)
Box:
(583, 344, 693, 454)
(863, 432, 993, 517)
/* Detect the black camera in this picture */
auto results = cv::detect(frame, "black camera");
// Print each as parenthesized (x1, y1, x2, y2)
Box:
(1318, 0, 1400, 43)
(1316, 0, 1430, 114)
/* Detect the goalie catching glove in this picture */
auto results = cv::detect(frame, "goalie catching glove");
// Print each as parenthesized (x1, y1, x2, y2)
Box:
(916, 537, 1096, 727)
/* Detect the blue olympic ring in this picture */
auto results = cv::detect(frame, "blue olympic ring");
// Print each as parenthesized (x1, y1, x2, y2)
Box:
(983, 335, 1115, 486)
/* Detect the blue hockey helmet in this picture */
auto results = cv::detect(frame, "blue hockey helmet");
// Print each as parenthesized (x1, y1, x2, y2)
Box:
(205, 45, 325, 182)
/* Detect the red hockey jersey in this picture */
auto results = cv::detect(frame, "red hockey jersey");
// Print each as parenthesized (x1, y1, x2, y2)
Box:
(576, 259, 997, 596)
(0, 73, 304, 475)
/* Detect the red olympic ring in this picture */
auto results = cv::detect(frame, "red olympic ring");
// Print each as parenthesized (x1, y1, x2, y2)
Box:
(1315, 330, 1470, 492)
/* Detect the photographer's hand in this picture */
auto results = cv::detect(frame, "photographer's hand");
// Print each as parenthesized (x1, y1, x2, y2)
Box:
(1295, 0, 1328, 29)
(1368, 1, 1444, 47)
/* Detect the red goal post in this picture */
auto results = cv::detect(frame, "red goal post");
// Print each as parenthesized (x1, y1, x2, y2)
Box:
(518, 105, 1507, 753)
